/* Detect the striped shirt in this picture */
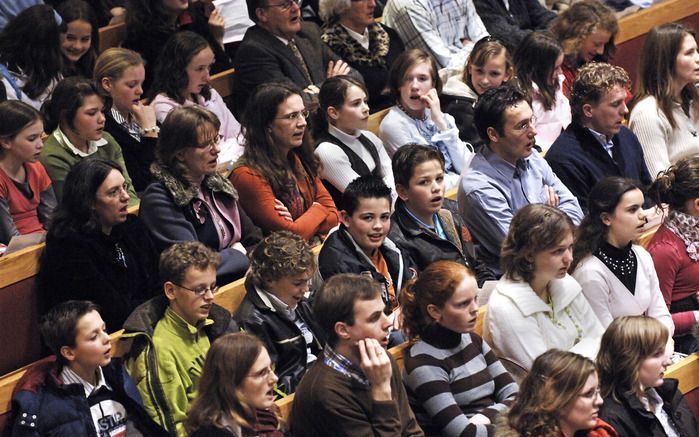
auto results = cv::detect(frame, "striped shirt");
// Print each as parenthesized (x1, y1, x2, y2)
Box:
(405, 323, 518, 437)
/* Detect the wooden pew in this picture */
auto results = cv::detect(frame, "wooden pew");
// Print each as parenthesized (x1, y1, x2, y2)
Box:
(367, 108, 390, 137)
(98, 22, 127, 53)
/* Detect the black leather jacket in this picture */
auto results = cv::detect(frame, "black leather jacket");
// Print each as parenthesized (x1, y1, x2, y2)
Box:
(233, 280, 325, 395)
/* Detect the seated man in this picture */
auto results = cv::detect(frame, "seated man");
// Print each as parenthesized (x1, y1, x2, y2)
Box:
(318, 175, 414, 315)
(383, 0, 488, 70)
(123, 241, 238, 437)
(388, 143, 496, 285)
(233, 0, 351, 116)
(474, 0, 555, 51)
(290, 274, 424, 437)
(459, 84, 583, 277)
(546, 62, 652, 212)
(10, 300, 168, 436)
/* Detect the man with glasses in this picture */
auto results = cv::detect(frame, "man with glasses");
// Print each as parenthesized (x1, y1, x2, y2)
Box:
(458, 84, 583, 277)
(123, 241, 239, 437)
(232, 0, 354, 116)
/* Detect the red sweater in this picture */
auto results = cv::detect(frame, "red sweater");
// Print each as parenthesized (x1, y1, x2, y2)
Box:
(0, 161, 52, 235)
(647, 224, 699, 334)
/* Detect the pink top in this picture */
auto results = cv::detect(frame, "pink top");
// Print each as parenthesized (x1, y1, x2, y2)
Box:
(531, 76, 571, 152)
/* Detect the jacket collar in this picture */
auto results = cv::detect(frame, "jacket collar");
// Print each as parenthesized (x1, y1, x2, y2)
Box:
(150, 163, 238, 207)
(495, 274, 582, 317)
(442, 75, 479, 100)
(393, 199, 463, 253)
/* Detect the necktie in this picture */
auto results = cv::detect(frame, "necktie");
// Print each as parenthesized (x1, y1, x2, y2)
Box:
(288, 39, 313, 85)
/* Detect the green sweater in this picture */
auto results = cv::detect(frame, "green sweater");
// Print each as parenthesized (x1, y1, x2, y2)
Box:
(40, 129, 139, 206)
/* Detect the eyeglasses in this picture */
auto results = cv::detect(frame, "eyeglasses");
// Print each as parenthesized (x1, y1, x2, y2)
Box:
(512, 116, 537, 134)
(173, 283, 219, 296)
(247, 364, 277, 380)
(275, 109, 310, 121)
(194, 134, 223, 150)
(264, 0, 301, 11)
(105, 182, 130, 199)
(579, 387, 602, 399)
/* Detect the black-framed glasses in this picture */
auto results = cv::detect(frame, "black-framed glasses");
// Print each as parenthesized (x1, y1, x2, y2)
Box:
(173, 283, 219, 296)
(264, 0, 301, 11)
(194, 134, 223, 150)
(275, 109, 310, 121)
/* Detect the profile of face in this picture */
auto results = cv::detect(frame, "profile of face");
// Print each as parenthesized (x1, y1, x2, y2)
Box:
(265, 270, 313, 310)
(60, 19, 92, 64)
(185, 47, 215, 97)
(166, 265, 217, 326)
(269, 93, 307, 152)
(427, 274, 479, 333)
(342, 196, 392, 257)
(638, 343, 672, 389)
(240, 347, 279, 410)
(341, 0, 376, 32)
(93, 169, 130, 234)
(469, 53, 511, 96)
(399, 61, 435, 114)
(674, 33, 699, 89)
(559, 372, 603, 435)
(61, 310, 112, 370)
(256, 0, 302, 41)
(531, 230, 574, 285)
(488, 100, 537, 165)
(580, 27, 612, 63)
(339, 295, 392, 349)
(330, 85, 370, 134)
(550, 52, 565, 87)
(0, 119, 44, 164)
(600, 188, 646, 248)
(162, 0, 189, 14)
(102, 64, 146, 115)
(397, 159, 445, 223)
(585, 84, 628, 138)
(69, 94, 106, 143)
(179, 122, 221, 182)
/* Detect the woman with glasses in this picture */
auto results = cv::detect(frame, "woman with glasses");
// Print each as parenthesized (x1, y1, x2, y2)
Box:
(496, 349, 616, 437)
(187, 332, 285, 437)
(230, 82, 339, 242)
(140, 106, 262, 284)
(234, 231, 325, 395)
(37, 158, 160, 331)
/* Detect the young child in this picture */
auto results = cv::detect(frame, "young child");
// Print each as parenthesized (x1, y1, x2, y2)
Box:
(318, 174, 414, 316)
(389, 144, 495, 285)
(122, 241, 238, 437)
(10, 300, 168, 436)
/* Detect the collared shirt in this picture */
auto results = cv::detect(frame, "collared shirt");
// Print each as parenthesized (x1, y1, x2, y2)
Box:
(341, 24, 370, 50)
(60, 365, 111, 398)
(403, 206, 447, 240)
(588, 128, 615, 158)
(53, 127, 108, 157)
(322, 344, 368, 386)
(641, 388, 680, 437)
(111, 107, 142, 142)
(383, 0, 488, 69)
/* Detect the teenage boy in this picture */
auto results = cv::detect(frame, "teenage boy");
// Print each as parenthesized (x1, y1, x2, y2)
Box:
(10, 300, 168, 436)
(318, 175, 414, 314)
(389, 143, 496, 285)
(123, 241, 238, 437)
(291, 274, 424, 437)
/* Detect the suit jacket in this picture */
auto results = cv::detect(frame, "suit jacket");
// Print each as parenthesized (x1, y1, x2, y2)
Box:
(233, 22, 344, 116)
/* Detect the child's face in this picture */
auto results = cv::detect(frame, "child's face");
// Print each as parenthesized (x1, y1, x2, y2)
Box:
(185, 47, 215, 97)
(469, 53, 511, 96)
(167, 265, 217, 326)
(399, 61, 434, 113)
(342, 196, 392, 256)
(331, 85, 369, 134)
(63, 310, 112, 369)
(398, 159, 445, 220)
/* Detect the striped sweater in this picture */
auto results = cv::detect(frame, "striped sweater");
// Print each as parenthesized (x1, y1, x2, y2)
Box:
(405, 323, 518, 437)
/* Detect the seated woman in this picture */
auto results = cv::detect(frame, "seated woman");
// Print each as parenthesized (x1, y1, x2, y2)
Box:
(441, 36, 512, 150)
(401, 260, 518, 436)
(648, 157, 699, 354)
(629, 23, 699, 179)
(95, 48, 159, 193)
(230, 83, 339, 242)
(496, 349, 616, 437)
(40, 76, 139, 204)
(549, 0, 618, 97)
(572, 177, 673, 332)
(234, 231, 325, 395)
(140, 106, 262, 285)
(318, 0, 404, 112)
(313, 75, 395, 206)
(484, 203, 604, 370)
(148, 31, 243, 164)
(379, 49, 473, 191)
(37, 158, 160, 331)
(513, 32, 571, 152)
(187, 332, 285, 437)
(597, 316, 699, 436)
(0, 4, 62, 110)
(56, 0, 99, 78)
(0, 101, 56, 245)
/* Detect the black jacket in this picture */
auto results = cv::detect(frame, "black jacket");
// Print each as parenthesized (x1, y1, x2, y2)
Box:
(104, 109, 156, 193)
(599, 379, 699, 437)
(389, 199, 496, 286)
(473, 0, 555, 52)
(318, 225, 415, 312)
(233, 280, 325, 395)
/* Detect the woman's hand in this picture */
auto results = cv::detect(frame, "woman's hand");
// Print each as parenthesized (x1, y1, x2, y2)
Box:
(274, 199, 293, 222)
(421, 89, 448, 131)
(131, 102, 158, 138)
(208, 8, 225, 48)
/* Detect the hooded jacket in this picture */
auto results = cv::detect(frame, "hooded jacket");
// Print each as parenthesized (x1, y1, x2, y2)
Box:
(440, 75, 484, 150)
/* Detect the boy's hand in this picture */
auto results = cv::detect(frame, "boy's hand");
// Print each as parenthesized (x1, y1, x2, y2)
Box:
(543, 185, 560, 207)
(359, 338, 393, 401)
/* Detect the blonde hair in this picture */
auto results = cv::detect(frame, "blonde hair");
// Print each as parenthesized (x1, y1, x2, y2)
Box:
(462, 37, 512, 93)
(93, 48, 144, 98)
(570, 62, 630, 122)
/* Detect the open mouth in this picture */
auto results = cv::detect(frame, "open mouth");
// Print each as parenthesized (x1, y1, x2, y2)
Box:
(431, 196, 443, 203)
(368, 233, 384, 242)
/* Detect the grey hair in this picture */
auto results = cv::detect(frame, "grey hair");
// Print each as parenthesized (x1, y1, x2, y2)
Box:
(318, 0, 352, 23)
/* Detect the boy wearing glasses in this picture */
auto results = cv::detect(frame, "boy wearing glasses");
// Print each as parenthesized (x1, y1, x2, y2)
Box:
(123, 241, 239, 437)
(459, 84, 582, 277)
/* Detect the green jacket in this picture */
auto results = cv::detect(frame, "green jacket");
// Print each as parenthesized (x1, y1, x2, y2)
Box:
(121, 295, 237, 436)
(40, 129, 139, 206)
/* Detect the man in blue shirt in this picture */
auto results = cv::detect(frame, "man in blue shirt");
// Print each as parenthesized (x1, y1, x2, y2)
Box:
(459, 84, 583, 277)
